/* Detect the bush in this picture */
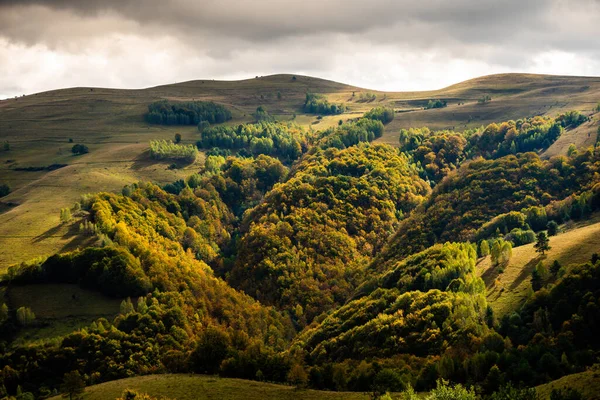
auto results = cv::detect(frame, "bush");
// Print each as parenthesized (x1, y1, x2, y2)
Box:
(425, 100, 447, 109)
(71, 144, 89, 155)
(547, 220, 559, 236)
(0, 183, 10, 198)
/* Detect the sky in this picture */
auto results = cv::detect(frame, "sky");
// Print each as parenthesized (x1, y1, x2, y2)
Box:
(0, 0, 599, 98)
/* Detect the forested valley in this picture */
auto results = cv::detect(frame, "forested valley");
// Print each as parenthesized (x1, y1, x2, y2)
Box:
(1, 99, 600, 400)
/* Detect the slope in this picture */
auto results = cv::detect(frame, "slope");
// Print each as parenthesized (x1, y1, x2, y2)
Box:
(48, 374, 372, 400)
(478, 215, 600, 318)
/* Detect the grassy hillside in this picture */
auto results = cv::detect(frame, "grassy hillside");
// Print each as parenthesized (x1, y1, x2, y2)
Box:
(1, 73, 599, 267)
(7, 283, 121, 347)
(535, 368, 600, 400)
(478, 214, 600, 317)
(48, 374, 373, 400)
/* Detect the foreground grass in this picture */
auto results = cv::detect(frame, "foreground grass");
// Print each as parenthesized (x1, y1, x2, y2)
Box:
(48, 374, 372, 400)
(477, 215, 600, 318)
(536, 368, 600, 399)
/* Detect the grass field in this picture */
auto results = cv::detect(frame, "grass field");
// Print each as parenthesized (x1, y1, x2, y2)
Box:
(1, 73, 600, 268)
(6, 283, 121, 346)
(47, 374, 375, 400)
(535, 368, 600, 400)
(477, 215, 600, 317)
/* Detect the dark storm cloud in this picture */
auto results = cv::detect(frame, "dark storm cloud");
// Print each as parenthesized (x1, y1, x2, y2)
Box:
(0, 0, 592, 47)
(0, 0, 598, 97)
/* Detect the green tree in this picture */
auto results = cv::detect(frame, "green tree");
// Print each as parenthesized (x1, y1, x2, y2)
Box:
(426, 380, 476, 400)
(60, 371, 85, 400)
(534, 231, 551, 255)
(190, 325, 230, 374)
(15, 306, 35, 326)
(71, 144, 89, 155)
(490, 383, 537, 400)
(551, 260, 561, 276)
(174, 133, 181, 144)
(0, 303, 8, 323)
(287, 364, 308, 387)
(531, 268, 542, 291)
(120, 298, 134, 314)
(547, 220, 559, 236)
(2, 141, 9, 151)
(550, 388, 583, 400)
(479, 240, 490, 257)
(60, 208, 72, 223)
(0, 183, 10, 198)
(197, 120, 210, 132)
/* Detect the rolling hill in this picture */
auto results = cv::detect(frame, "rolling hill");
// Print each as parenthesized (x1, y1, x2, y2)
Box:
(47, 374, 374, 400)
(1, 73, 599, 268)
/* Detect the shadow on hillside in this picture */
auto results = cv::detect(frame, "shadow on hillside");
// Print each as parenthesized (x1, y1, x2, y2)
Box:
(480, 263, 501, 288)
(32, 219, 80, 245)
(509, 255, 545, 291)
(31, 224, 63, 244)
(130, 150, 194, 171)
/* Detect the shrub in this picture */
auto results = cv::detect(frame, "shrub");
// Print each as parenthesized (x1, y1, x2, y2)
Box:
(0, 183, 10, 198)
(425, 100, 447, 109)
(71, 144, 89, 155)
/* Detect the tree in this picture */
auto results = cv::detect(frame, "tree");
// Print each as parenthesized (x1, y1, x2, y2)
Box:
(550, 388, 583, 400)
(60, 208, 72, 223)
(490, 383, 537, 400)
(485, 305, 495, 328)
(567, 144, 577, 157)
(531, 268, 542, 291)
(426, 380, 476, 400)
(287, 364, 308, 387)
(190, 325, 230, 374)
(120, 298, 134, 314)
(197, 120, 210, 132)
(2, 141, 9, 151)
(547, 220, 559, 236)
(174, 133, 181, 144)
(60, 371, 85, 400)
(0, 303, 8, 323)
(551, 260, 561, 276)
(71, 144, 89, 155)
(0, 184, 10, 198)
(534, 231, 551, 255)
(479, 240, 490, 257)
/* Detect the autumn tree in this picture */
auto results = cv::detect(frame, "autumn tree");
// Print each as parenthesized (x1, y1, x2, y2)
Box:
(60, 371, 85, 400)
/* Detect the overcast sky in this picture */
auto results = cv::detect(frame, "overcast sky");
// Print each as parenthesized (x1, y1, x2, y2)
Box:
(0, 0, 599, 98)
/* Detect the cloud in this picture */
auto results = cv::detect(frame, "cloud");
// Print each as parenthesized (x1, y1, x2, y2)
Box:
(0, 0, 598, 97)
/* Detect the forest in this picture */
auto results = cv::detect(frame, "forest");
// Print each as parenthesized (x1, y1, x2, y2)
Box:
(1, 102, 599, 400)
(145, 100, 232, 126)
(303, 93, 346, 115)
